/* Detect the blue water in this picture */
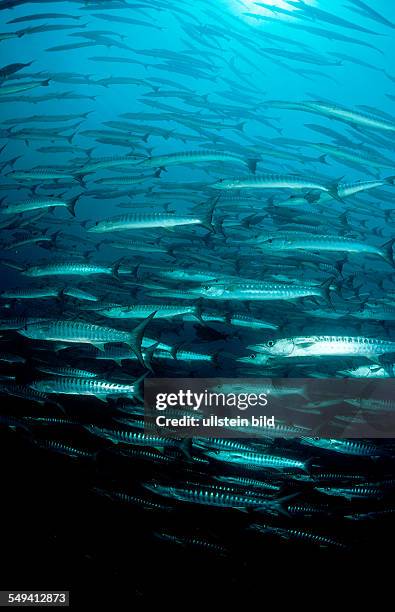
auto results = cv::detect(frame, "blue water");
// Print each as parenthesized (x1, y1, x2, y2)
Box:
(1, 0, 395, 568)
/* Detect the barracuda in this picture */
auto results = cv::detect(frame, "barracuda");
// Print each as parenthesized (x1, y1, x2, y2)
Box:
(87, 209, 215, 233)
(249, 335, 395, 361)
(315, 485, 382, 500)
(214, 475, 281, 493)
(30, 376, 143, 401)
(143, 482, 292, 514)
(257, 233, 395, 266)
(35, 439, 96, 459)
(227, 313, 279, 330)
(96, 303, 201, 321)
(312, 142, 395, 170)
(63, 287, 98, 301)
(136, 150, 258, 173)
(0, 287, 60, 299)
(182, 279, 332, 302)
(303, 101, 395, 133)
(21, 260, 123, 278)
(93, 488, 172, 511)
(251, 523, 347, 549)
(17, 313, 156, 365)
(211, 173, 343, 201)
(202, 449, 309, 471)
(0, 79, 50, 96)
(0, 382, 55, 406)
(84, 424, 191, 456)
(75, 153, 144, 176)
(1, 194, 80, 217)
(35, 366, 98, 378)
(7, 168, 82, 182)
(300, 438, 383, 456)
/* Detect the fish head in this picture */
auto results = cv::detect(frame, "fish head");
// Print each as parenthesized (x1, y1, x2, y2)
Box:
(194, 283, 226, 298)
(248, 338, 296, 357)
(236, 353, 269, 365)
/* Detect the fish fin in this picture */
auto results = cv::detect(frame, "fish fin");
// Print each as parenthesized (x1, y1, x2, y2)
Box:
(95, 395, 108, 403)
(380, 238, 395, 267)
(142, 343, 158, 373)
(170, 342, 186, 360)
(127, 311, 157, 366)
(92, 343, 106, 352)
(327, 177, 345, 202)
(319, 277, 335, 308)
(178, 438, 192, 459)
(246, 158, 259, 174)
(111, 257, 124, 280)
(74, 173, 86, 188)
(200, 196, 219, 233)
(66, 194, 81, 217)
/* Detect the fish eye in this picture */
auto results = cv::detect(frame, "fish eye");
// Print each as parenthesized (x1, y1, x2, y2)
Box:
(267, 340, 275, 347)
(249, 353, 256, 359)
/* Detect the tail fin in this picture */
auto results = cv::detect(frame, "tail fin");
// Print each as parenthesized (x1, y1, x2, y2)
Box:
(111, 257, 124, 280)
(318, 154, 329, 165)
(178, 438, 192, 459)
(320, 277, 335, 308)
(327, 177, 344, 203)
(66, 194, 81, 217)
(246, 158, 259, 174)
(200, 196, 219, 233)
(73, 173, 86, 188)
(380, 238, 395, 267)
(128, 311, 157, 366)
(256, 493, 299, 517)
(142, 342, 158, 373)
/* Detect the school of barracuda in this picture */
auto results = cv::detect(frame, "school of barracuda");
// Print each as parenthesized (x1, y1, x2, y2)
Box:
(0, 0, 395, 556)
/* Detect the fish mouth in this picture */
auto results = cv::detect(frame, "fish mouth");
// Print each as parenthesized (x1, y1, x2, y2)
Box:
(236, 356, 252, 363)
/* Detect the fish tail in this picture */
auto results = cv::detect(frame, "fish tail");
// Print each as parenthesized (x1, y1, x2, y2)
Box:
(178, 438, 192, 459)
(380, 238, 395, 267)
(246, 158, 259, 174)
(73, 173, 87, 188)
(327, 177, 345, 202)
(128, 311, 157, 366)
(66, 194, 81, 217)
(142, 342, 158, 373)
(319, 276, 336, 308)
(257, 493, 299, 517)
(111, 257, 124, 280)
(200, 196, 219, 232)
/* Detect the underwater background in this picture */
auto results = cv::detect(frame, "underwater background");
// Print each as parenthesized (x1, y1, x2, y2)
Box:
(1, 0, 395, 605)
